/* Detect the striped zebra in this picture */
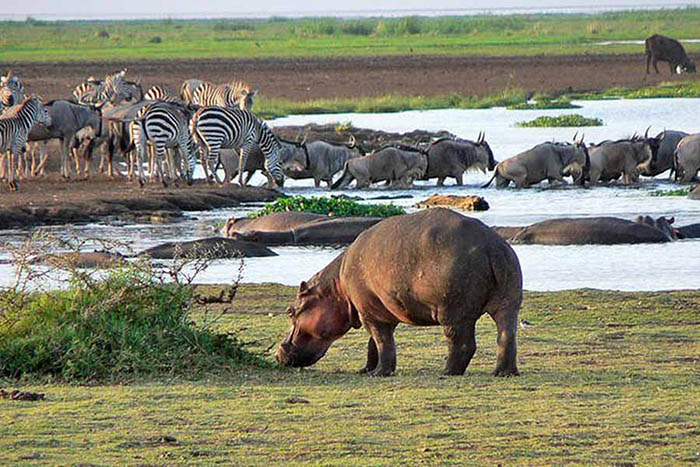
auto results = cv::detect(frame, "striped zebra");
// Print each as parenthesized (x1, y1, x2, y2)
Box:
(128, 102, 197, 186)
(190, 106, 284, 187)
(191, 80, 257, 111)
(180, 79, 203, 105)
(144, 85, 179, 103)
(73, 69, 130, 105)
(0, 70, 25, 112)
(0, 95, 51, 191)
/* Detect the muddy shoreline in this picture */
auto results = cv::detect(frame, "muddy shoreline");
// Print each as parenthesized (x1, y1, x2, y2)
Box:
(0, 183, 280, 229)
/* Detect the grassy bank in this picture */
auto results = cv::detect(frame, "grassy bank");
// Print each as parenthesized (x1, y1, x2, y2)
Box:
(3, 8, 700, 62)
(1, 284, 698, 464)
(254, 79, 700, 119)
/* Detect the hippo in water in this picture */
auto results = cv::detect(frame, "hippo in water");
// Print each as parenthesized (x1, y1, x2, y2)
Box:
(493, 216, 676, 245)
(276, 208, 522, 377)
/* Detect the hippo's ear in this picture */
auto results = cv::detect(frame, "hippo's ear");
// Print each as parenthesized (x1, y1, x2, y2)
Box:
(667, 216, 675, 224)
(298, 281, 309, 294)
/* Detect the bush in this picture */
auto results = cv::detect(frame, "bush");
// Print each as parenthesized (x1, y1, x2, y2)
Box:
(213, 22, 255, 32)
(0, 234, 265, 381)
(148, 36, 162, 43)
(250, 196, 406, 218)
(649, 187, 692, 197)
(516, 114, 603, 127)
(341, 20, 376, 36)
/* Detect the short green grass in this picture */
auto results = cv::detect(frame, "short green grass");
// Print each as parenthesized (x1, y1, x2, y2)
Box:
(4, 9, 700, 62)
(649, 187, 693, 197)
(1, 285, 698, 465)
(516, 114, 604, 127)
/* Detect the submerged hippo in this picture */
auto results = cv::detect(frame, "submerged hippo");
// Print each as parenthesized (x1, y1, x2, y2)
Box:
(231, 217, 383, 246)
(276, 208, 522, 377)
(140, 237, 276, 259)
(494, 216, 675, 245)
(221, 211, 329, 237)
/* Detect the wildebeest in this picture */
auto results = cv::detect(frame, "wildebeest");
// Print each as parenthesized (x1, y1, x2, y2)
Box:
(281, 136, 365, 188)
(423, 132, 496, 186)
(640, 130, 687, 177)
(645, 34, 696, 74)
(674, 133, 700, 183)
(331, 144, 428, 189)
(588, 132, 660, 185)
(24, 99, 103, 179)
(482, 135, 589, 188)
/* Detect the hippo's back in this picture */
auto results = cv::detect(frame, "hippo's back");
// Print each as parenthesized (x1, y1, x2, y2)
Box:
(341, 208, 521, 312)
(512, 217, 671, 245)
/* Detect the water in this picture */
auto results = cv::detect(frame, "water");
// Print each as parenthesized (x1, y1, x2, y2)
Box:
(1, 98, 699, 292)
(4, 3, 692, 21)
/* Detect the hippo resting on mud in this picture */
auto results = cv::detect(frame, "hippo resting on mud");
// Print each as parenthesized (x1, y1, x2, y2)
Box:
(276, 208, 522, 377)
(230, 217, 384, 246)
(492, 216, 677, 245)
(221, 211, 329, 236)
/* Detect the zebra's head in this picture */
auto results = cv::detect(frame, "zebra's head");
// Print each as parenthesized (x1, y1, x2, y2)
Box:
(261, 122, 285, 187)
(0, 70, 25, 108)
(103, 68, 129, 104)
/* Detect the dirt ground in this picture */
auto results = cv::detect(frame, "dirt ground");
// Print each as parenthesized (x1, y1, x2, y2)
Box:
(11, 53, 699, 101)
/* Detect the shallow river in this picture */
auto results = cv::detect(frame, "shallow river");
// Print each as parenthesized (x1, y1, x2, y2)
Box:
(1, 98, 699, 291)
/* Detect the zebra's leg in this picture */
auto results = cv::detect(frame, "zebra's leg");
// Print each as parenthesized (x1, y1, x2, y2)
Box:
(237, 148, 247, 186)
(245, 170, 257, 186)
(148, 144, 157, 182)
(156, 145, 169, 188)
(8, 150, 18, 191)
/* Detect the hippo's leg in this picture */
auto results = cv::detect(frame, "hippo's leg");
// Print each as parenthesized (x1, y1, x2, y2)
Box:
(486, 301, 520, 377)
(495, 174, 510, 188)
(358, 337, 378, 374)
(442, 319, 477, 375)
(454, 174, 463, 186)
(363, 321, 397, 377)
(437, 177, 445, 186)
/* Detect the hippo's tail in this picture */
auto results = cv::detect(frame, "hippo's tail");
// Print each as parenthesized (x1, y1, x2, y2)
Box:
(671, 148, 680, 181)
(481, 164, 500, 188)
(331, 162, 354, 190)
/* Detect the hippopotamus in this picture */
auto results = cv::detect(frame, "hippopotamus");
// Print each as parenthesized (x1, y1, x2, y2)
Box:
(231, 217, 384, 246)
(494, 216, 676, 245)
(139, 237, 276, 259)
(221, 211, 329, 237)
(675, 222, 700, 239)
(276, 208, 522, 377)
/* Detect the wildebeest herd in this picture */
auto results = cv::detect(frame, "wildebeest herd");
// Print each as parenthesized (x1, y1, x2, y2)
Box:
(1, 33, 699, 192)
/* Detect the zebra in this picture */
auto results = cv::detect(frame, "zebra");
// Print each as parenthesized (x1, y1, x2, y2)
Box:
(144, 85, 179, 103)
(128, 102, 197, 186)
(190, 106, 284, 187)
(0, 95, 51, 191)
(191, 80, 257, 111)
(73, 69, 132, 105)
(0, 70, 25, 112)
(181, 78, 204, 105)
(228, 79, 258, 111)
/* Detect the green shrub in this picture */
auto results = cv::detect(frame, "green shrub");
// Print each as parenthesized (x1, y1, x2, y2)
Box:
(0, 236, 265, 381)
(516, 114, 603, 127)
(250, 196, 406, 218)
(649, 187, 692, 197)
(507, 97, 581, 110)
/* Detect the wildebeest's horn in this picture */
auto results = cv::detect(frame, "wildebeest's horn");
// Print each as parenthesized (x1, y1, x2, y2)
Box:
(644, 125, 651, 139)
(477, 131, 484, 144)
(572, 131, 579, 143)
(579, 133, 585, 143)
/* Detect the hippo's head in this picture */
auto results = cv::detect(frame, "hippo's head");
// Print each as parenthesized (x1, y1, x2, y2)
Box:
(634, 215, 677, 240)
(276, 280, 356, 368)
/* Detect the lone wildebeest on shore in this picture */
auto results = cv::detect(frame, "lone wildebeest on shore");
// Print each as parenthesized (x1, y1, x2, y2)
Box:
(645, 34, 696, 74)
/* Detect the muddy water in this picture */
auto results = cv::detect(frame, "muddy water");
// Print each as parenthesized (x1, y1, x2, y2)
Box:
(2, 98, 699, 291)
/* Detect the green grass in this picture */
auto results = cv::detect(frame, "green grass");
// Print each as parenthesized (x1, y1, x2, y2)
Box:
(4, 8, 700, 62)
(507, 96, 581, 110)
(250, 196, 406, 218)
(517, 114, 604, 127)
(572, 80, 700, 100)
(1, 285, 698, 464)
(649, 187, 693, 197)
(255, 90, 528, 119)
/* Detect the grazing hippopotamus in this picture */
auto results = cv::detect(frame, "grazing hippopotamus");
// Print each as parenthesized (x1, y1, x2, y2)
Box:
(221, 211, 329, 237)
(276, 208, 522, 377)
(495, 216, 675, 245)
(232, 217, 384, 246)
(140, 237, 276, 259)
